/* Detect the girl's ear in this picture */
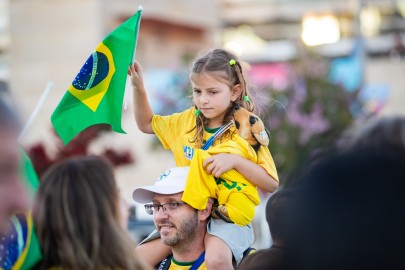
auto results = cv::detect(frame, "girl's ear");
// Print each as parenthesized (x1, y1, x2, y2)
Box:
(231, 84, 242, 102)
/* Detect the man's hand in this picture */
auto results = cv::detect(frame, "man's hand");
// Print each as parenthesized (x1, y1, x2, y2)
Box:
(203, 153, 241, 178)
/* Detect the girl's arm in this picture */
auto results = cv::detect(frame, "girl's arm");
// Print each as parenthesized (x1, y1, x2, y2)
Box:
(136, 238, 171, 267)
(203, 153, 278, 193)
(129, 61, 155, 134)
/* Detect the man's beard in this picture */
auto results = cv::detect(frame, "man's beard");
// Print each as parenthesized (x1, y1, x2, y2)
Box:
(161, 211, 199, 247)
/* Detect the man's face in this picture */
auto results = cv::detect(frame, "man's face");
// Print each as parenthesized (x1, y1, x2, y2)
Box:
(153, 192, 199, 247)
(0, 130, 29, 231)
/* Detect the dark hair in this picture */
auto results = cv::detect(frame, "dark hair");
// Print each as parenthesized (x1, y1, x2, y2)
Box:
(34, 156, 147, 270)
(266, 189, 294, 244)
(341, 116, 405, 157)
(188, 48, 255, 147)
(285, 150, 405, 270)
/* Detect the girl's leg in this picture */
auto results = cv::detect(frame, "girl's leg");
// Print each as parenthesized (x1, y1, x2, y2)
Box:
(225, 190, 256, 226)
(136, 238, 171, 267)
(204, 233, 234, 270)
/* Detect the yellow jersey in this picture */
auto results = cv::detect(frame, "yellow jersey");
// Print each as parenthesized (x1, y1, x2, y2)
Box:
(151, 107, 278, 181)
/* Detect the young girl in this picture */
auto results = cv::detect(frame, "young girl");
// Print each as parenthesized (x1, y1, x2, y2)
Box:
(129, 49, 279, 269)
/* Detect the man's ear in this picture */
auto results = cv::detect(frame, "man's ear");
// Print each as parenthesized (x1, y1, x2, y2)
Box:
(231, 84, 242, 102)
(198, 198, 213, 222)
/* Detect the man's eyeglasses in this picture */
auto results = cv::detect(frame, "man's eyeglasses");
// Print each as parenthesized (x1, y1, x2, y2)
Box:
(144, 202, 186, 215)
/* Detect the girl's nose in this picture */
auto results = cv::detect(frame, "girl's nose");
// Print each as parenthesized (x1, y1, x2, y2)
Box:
(200, 95, 208, 104)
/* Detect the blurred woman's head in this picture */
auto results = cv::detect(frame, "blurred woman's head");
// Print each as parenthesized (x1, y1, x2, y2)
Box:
(0, 96, 28, 231)
(34, 156, 145, 270)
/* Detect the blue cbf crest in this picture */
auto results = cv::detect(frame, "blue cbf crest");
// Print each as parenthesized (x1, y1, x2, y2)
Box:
(157, 169, 171, 182)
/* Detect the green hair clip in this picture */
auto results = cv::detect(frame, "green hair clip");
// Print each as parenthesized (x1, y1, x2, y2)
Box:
(244, 95, 249, 102)
(195, 109, 201, 116)
(229, 59, 236, 66)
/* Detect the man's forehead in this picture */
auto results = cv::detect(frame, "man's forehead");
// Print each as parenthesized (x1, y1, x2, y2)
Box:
(152, 192, 183, 202)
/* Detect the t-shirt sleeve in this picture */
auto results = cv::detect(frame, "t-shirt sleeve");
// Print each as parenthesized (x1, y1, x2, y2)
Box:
(151, 111, 184, 150)
(257, 146, 279, 182)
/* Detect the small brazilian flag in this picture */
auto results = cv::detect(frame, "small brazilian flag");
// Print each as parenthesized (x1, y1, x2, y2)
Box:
(0, 151, 42, 270)
(51, 9, 142, 144)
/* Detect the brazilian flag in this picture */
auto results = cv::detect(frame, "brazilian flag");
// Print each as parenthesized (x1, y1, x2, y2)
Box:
(51, 9, 142, 144)
(0, 151, 42, 270)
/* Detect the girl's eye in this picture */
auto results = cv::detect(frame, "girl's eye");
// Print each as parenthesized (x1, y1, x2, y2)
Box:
(193, 89, 201, 94)
(209, 91, 217, 94)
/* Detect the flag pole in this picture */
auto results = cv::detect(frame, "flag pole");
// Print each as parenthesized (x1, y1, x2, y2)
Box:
(124, 5, 143, 110)
(19, 82, 53, 142)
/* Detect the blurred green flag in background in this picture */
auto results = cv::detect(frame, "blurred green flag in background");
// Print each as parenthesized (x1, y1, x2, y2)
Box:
(0, 150, 42, 270)
(13, 151, 42, 270)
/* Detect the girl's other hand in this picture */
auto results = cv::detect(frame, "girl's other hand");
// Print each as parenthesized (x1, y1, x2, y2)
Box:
(203, 153, 240, 178)
(128, 60, 144, 90)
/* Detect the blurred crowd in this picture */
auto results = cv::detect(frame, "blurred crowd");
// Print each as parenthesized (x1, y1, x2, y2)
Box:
(2, 95, 405, 269)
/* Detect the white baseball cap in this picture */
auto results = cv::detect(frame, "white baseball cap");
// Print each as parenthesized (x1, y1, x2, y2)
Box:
(132, 167, 189, 203)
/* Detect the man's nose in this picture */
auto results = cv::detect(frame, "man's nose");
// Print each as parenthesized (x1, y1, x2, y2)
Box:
(154, 207, 169, 221)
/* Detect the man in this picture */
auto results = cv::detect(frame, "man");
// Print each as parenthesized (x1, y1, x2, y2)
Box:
(0, 96, 29, 231)
(132, 167, 212, 269)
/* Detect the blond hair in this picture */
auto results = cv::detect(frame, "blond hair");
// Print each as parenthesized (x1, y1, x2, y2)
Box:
(189, 48, 255, 147)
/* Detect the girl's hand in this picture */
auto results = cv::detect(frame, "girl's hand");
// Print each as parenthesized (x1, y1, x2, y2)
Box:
(203, 153, 240, 178)
(128, 60, 144, 90)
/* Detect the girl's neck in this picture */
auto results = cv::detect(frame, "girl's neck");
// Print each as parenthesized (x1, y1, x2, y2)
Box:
(206, 120, 223, 129)
(204, 126, 220, 133)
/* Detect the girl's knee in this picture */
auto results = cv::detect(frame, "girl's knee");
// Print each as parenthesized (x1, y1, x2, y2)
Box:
(205, 255, 234, 270)
(205, 234, 234, 269)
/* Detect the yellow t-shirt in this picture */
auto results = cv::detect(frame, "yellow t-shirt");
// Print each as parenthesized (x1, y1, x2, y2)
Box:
(168, 258, 207, 270)
(181, 135, 262, 225)
(151, 107, 278, 181)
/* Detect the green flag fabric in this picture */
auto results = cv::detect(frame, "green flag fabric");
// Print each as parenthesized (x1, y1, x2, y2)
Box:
(51, 10, 142, 144)
(0, 151, 42, 270)
(14, 151, 42, 270)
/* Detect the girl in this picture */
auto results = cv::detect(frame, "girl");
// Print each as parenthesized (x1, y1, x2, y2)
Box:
(129, 49, 278, 269)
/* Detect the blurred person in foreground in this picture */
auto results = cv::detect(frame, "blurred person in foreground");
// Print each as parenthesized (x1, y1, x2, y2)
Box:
(32, 156, 149, 270)
(340, 115, 405, 156)
(0, 96, 29, 231)
(285, 116, 405, 270)
(237, 189, 294, 270)
(132, 167, 214, 269)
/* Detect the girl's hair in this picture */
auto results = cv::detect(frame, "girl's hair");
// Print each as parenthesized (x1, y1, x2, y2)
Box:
(189, 48, 256, 147)
(33, 156, 147, 270)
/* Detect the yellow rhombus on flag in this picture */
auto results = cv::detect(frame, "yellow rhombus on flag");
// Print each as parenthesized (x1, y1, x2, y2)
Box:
(51, 9, 142, 145)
